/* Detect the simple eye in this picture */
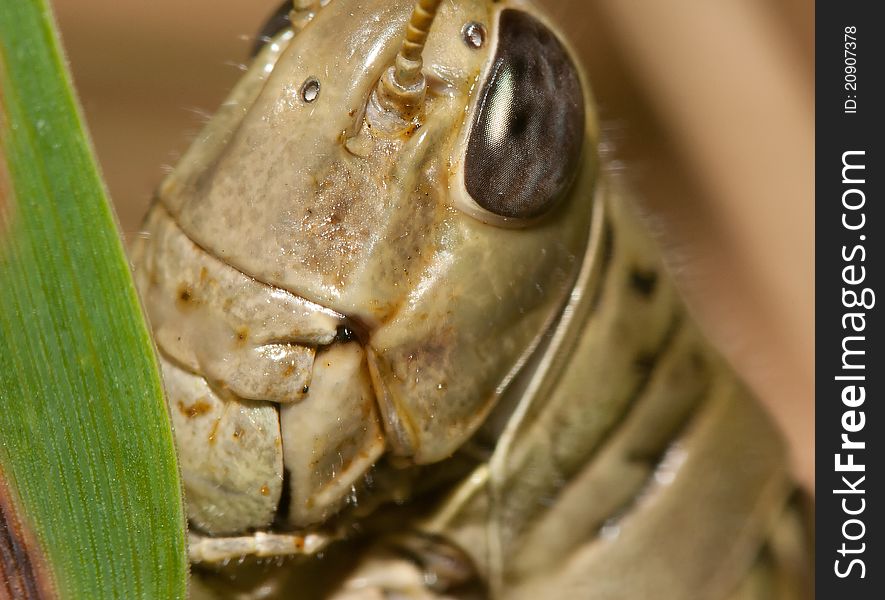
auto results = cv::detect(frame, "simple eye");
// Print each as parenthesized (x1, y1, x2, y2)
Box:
(252, 0, 294, 57)
(464, 10, 585, 220)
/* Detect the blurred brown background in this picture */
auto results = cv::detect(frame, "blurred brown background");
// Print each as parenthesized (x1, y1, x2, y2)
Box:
(52, 0, 814, 488)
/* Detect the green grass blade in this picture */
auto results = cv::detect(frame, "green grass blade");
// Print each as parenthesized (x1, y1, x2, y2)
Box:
(0, 1, 187, 598)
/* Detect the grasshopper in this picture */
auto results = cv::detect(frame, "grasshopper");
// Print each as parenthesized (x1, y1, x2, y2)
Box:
(129, 1, 812, 597)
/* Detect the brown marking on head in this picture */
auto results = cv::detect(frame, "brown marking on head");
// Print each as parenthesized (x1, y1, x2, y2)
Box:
(176, 283, 195, 309)
(207, 418, 221, 445)
(198, 266, 208, 285)
(398, 324, 456, 377)
(259, 485, 270, 497)
(231, 427, 244, 441)
(176, 400, 212, 419)
(234, 326, 249, 346)
(0, 468, 56, 599)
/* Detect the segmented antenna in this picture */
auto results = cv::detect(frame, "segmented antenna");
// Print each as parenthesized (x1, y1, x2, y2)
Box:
(376, 0, 444, 122)
(394, 0, 444, 87)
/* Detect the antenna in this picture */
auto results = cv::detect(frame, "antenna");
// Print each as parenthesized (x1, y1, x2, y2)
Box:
(375, 0, 444, 122)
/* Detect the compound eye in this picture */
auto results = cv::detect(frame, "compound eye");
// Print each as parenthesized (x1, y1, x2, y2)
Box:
(464, 10, 585, 221)
(252, 0, 294, 57)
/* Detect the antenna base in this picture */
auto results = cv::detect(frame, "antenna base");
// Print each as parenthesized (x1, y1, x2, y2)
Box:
(369, 66, 426, 130)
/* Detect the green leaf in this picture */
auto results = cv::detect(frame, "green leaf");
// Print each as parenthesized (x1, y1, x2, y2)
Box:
(0, 1, 187, 598)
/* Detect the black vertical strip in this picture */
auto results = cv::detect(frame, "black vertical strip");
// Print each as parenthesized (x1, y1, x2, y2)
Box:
(816, 2, 883, 596)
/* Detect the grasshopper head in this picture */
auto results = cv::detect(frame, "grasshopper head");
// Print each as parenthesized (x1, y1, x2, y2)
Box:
(138, 0, 598, 536)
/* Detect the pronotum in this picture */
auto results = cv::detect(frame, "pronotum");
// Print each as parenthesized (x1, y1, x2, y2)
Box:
(128, 1, 813, 597)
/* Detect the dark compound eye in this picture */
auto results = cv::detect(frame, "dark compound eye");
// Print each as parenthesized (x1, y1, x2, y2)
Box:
(251, 0, 294, 57)
(464, 10, 585, 220)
